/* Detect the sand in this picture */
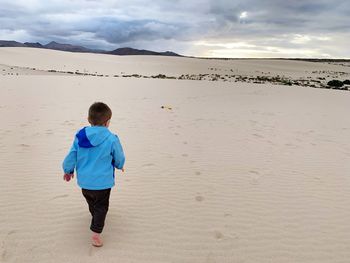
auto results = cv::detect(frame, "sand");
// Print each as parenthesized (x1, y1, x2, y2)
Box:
(1, 48, 350, 263)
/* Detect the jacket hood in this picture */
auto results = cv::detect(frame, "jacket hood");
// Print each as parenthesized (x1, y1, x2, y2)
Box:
(76, 126, 112, 148)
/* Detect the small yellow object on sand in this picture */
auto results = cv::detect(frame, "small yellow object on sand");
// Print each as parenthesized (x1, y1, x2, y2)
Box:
(161, 105, 172, 110)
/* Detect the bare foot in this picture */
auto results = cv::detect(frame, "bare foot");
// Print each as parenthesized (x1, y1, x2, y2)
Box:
(92, 233, 103, 247)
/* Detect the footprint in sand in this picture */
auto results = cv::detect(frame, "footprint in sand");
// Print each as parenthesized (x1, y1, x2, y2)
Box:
(89, 246, 97, 256)
(249, 170, 262, 185)
(183, 141, 188, 145)
(252, 133, 264, 138)
(63, 121, 74, 126)
(1, 230, 17, 262)
(195, 171, 201, 175)
(1, 247, 8, 262)
(19, 144, 30, 148)
(285, 143, 298, 148)
(195, 195, 204, 202)
(182, 154, 188, 157)
(266, 140, 276, 145)
(249, 120, 258, 125)
(214, 230, 224, 240)
(7, 230, 16, 236)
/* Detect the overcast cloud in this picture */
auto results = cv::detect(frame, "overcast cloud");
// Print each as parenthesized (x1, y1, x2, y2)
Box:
(0, 0, 349, 57)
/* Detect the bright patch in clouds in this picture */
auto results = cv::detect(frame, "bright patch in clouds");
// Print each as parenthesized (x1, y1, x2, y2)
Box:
(239, 11, 248, 19)
(194, 40, 255, 49)
(207, 46, 331, 58)
(195, 38, 334, 58)
(291, 34, 331, 44)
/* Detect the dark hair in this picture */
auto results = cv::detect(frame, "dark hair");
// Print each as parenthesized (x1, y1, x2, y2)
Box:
(88, 102, 112, 126)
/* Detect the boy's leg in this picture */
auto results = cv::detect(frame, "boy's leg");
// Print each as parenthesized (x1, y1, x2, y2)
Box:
(90, 188, 111, 234)
(82, 189, 95, 217)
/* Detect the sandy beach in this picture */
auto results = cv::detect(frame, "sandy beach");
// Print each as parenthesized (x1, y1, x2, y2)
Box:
(1, 47, 350, 263)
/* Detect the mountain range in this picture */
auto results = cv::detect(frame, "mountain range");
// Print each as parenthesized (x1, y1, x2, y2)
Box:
(0, 40, 181, 57)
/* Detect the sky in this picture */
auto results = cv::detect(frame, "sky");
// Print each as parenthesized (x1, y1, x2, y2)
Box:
(0, 0, 349, 58)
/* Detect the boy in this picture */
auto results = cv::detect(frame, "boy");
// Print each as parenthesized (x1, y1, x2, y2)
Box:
(62, 102, 125, 247)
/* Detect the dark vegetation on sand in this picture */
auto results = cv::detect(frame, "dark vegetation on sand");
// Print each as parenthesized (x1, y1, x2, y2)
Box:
(2, 64, 349, 92)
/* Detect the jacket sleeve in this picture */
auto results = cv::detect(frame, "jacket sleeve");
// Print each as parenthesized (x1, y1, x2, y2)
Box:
(112, 136, 125, 170)
(62, 137, 78, 174)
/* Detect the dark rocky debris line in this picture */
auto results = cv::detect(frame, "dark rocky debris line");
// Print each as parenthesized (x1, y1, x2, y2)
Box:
(1, 65, 349, 91)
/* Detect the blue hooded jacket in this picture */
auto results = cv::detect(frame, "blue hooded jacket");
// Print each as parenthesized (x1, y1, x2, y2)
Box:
(62, 126, 125, 190)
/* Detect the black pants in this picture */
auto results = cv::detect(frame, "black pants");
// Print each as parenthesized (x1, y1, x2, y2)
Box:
(82, 188, 111, 234)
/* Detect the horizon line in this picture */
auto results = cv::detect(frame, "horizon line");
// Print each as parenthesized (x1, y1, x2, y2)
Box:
(1, 39, 350, 60)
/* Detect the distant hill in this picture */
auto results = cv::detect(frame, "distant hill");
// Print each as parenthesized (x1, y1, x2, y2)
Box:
(161, 51, 180, 56)
(24, 42, 44, 48)
(0, 40, 26, 47)
(43, 41, 98, 53)
(0, 40, 181, 57)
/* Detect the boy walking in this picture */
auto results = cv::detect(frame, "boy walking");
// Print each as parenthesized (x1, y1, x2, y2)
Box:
(62, 102, 125, 247)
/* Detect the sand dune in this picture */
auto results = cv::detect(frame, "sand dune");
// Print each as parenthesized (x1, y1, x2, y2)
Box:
(1, 47, 350, 78)
(1, 48, 350, 263)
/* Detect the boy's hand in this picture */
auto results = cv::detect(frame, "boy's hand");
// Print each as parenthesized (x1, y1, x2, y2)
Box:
(63, 173, 74, 182)
(121, 168, 125, 172)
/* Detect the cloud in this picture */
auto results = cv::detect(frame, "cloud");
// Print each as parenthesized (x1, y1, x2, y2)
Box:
(91, 18, 184, 44)
(0, 0, 349, 57)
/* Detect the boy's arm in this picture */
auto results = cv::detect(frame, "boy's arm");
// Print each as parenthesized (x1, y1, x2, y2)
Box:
(112, 136, 125, 170)
(62, 137, 78, 174)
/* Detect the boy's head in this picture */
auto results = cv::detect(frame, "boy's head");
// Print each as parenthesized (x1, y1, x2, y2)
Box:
(88, 102, 112, 127)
